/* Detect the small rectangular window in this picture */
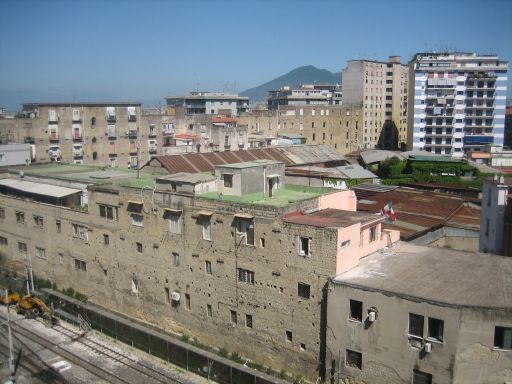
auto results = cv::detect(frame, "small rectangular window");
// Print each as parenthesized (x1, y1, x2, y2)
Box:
(165, 287, 170, 304)
(99, 204, 117, 220)
(56, 219, 61, 233)
(74, 259, 87, 272)
(0, 236, 7, 245)
(103, 234, 109, 245)
(427, 317, 444, 342)
(207, 304, 212, 317)
(409, 313, 424, 338)
(224, 174, 233, 188)
(286, 330, 293, 342)
(205, 260, 212, 274)
(298, 282, 310, 299)
(18, 242, 27, 253)
(494, 326, 512, 350)
(0, 207, 5, 219)
(131, 213, 144, 227)
(237, 268, 254, 284)
(236, 218, 254, 246)
(185, 293, 191, 310)
(349, 300, 363, 322)
(345, 349, 362, 369)
(298, 236, 311, 257)
(35, 247, 46, 259)
(245, 314, 253, 328)
(73, 224, 89, 241)
(59, 253, 64, 264)
(172, 252, 180, 267)
(230, 310, 237, 324)
(369, 226, 377, 242)
(136, 242, 143, 253)
(33, 215, 44, 228)
(202, 218, 211, 240)
(131, 278, 138, 294)
(167, 213, 182, 234)
(16, 211, 25, 223)
(413, 370, 432, 384)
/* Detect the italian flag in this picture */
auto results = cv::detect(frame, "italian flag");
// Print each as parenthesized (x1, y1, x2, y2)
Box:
(381, 202, 396, 222)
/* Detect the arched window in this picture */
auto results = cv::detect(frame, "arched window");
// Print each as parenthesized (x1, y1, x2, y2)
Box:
(91, 116, 96, 126)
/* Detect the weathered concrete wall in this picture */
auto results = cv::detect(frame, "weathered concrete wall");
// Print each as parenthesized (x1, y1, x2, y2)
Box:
(326, 282, 512, 384)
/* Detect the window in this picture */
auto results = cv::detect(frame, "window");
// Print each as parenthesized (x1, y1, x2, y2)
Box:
(369, 226, 377, 242)
(223, 174, 233, 188)
(131, 213, 144, 227)
(0, 207, 4, 219)
(230, 310, 237, 324)
(35, 247, 46, 259)
(16, 211, 25, 223)
(245, 314, 253, 328)
(286, 330, 293, 342)
(172, 252, 180, 266)
(300, 343, 306, 351)
(345, 349, 362, 369)
(341, 240, 350, 249)
(260, 238, 265, 248)
(236, 218, 254, 246)
(103, 234, 109, 245)
(56, 219, 61, 233)
(205, 260, 212, 274)
(202, 218, 211, 240)
(131, 278, 138, 294)
(349, 300, 363, 322)
(0, 236, 7, 245)
(413, 370, 432, 384)
(427, 317, 444, 342)
(185, 293, 191, 310)
(298, 236, 311, 257)
(33, 215, 44, 228)
(494, 326, 512, 350)
(59, 253, 64, 264)
(72, 224, 89, 241)
(18, 242, 27, 253)
(136, 242, 143, 253)
(99, 204, 117, 220)
(298, 282, 310, 299)
(167, 212, 182, 234)
(207, 304, 212, 317)
(74, 259, 87, 272)
(237, 268, 254, 284)
(409, 313, 424, 338)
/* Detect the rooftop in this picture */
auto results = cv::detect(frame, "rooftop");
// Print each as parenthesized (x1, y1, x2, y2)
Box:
(199, 184, 333, 208)
(22, 102, 142, 107)
(156, 172, 216, 185)
(333, 242, 512, 309)
(283, 208, 381, 228)
(217, 159, 282, 169)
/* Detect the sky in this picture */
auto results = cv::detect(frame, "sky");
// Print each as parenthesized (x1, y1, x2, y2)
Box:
(0, 0, 511, 110)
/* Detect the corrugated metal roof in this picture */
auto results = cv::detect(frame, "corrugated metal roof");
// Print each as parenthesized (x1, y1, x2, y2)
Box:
(0, 178, 81, 198)
(336, 165, 377, 179)
(283, 208, 381, 228)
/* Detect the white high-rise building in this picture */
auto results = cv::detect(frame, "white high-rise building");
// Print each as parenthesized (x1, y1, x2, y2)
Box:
(408, 53, 508, 157)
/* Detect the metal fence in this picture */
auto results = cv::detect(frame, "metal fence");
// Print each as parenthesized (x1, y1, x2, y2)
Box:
(43, 289, 285, 384)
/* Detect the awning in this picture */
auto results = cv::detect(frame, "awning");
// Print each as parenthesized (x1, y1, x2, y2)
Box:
(164, 208, 182, 214)
(197, 210, 213, 216)
(127, 200, 143, 213)
(0, 178, 81, 198)
(266, 174, 280, 178)
(234, 213, 254, 219)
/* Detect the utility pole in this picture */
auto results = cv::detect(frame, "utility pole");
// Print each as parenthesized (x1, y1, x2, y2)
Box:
(136, 139, 141, 180)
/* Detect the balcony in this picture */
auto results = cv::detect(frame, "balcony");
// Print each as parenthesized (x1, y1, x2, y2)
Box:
(73, 147, 83, 158)
(127, 130, 138, 138)
(49, 132, 59, 142)
(148, 145, 158, 153)
(128, 115, 137, 122)
(107, 115, 116, 124)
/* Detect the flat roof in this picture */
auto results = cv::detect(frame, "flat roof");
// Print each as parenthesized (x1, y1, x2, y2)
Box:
(217, 159, 283, 169)
(23, 102, 142, 107)
(0, 178, 81, 198)
(283, 208, 382, 228)
(156, 172, 216, 184)
(333, 242, 512, 309)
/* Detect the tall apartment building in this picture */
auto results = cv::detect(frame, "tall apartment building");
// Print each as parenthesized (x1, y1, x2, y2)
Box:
(267, 84, 342, 109)
(408, 52, 508, 157)
(166, 92, 249, 116)
(342, 56, 408, 150)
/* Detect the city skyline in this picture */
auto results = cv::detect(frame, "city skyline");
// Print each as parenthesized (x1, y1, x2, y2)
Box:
(0, 0, 511, 110)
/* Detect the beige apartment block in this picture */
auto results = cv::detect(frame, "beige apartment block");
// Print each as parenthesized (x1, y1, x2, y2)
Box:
(342, 56, 408, 150)
(0, 163, 397, 381)
(238, 105, 364, 154)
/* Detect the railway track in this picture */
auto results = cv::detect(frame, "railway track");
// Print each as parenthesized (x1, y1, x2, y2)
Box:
(0, 313, 186, 384)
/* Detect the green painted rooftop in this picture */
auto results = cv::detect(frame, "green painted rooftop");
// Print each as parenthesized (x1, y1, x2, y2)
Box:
(198, 184, 334, 207)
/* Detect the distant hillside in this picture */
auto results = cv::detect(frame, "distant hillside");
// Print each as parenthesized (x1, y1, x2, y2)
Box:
(240, 65, 341, 103)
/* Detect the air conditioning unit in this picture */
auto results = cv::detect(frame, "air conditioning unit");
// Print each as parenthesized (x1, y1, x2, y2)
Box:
(171, 292, 180, 302)
(424, 342, 432, 353)
(368, 311, 377, 322)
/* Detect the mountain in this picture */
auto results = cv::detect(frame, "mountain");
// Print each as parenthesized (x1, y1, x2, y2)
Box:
(240, 65, 341, 103)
